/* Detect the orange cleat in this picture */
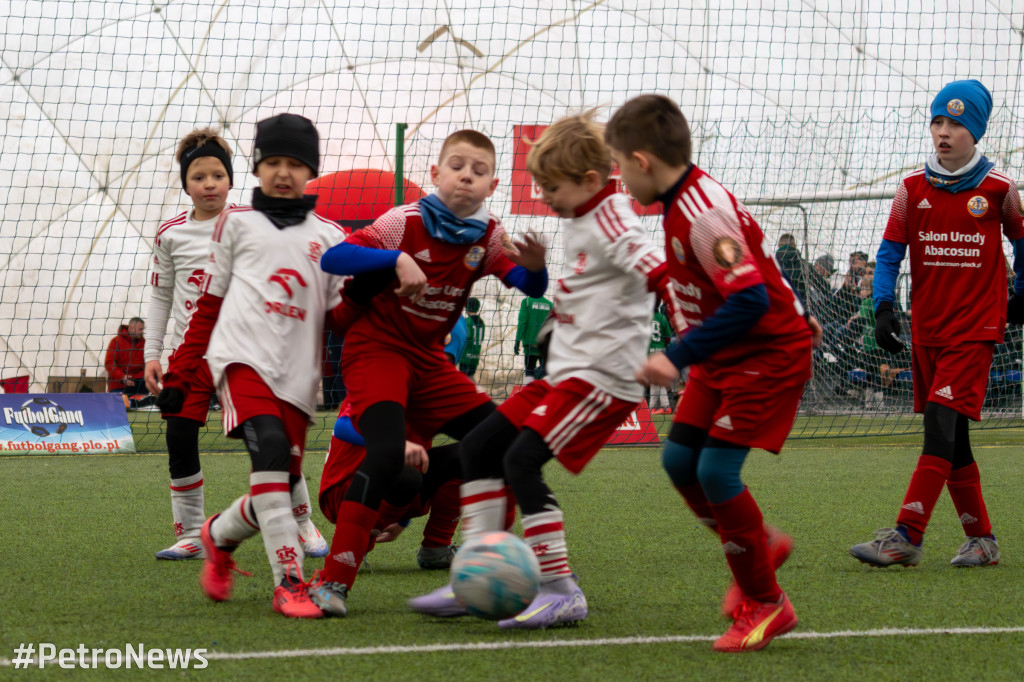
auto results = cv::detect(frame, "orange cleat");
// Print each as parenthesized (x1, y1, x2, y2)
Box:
(273, 576, 324, 619)
(713, 592, 797, 653)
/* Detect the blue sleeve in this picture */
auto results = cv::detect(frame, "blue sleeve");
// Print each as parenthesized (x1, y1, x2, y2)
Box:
(663, 284, 770, 369)
(332, 415, 365, 447)
(502, 266, 548, 298)
(1012, 237, 1024, 295)
(873, 238, 906, 310)
(320, 241, 401, 275)
(444, 317, 468, 364)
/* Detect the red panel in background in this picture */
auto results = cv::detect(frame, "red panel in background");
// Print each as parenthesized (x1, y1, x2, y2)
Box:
(308, 168, 426, 233)
(510, 124, 662, 217)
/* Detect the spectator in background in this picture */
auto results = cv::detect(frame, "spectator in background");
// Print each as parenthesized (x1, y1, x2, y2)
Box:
(105, 317, 146, 395)
(833, 250, 869, 325)
(459, 297, 486, 377)
(805, 254, 836, 325)
(775, 233, 806, 300)
(514, 294, 552, 381)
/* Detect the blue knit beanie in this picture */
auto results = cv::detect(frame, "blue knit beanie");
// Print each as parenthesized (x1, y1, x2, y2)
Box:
(930, 80, 992, 143)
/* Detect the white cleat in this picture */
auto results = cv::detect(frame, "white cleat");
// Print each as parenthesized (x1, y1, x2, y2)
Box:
(298, 520, 329, 558)
(155, 536, 204, 560)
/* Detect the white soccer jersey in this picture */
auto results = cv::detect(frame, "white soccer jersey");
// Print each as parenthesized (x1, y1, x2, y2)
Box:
(146, 207, 235, 361)
(202, 207, 347, 419)
(544, 187, 664, 401)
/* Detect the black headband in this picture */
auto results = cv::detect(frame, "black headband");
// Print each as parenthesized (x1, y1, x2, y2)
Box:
(180, 142, 234, 189)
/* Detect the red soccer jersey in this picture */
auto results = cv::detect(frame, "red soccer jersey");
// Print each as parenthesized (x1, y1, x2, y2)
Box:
(661, 166, 811, 375)
(344, 202, 516, 357)
(882, 168, 1024, 346)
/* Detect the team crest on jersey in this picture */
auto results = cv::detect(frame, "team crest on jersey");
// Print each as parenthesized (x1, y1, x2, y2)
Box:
(671, 237, 686, 264)
(946, 99, 965, 117)
(464, 245, 485, 270)
(967, 195, 989, 218)
(712, 237, 743, 268)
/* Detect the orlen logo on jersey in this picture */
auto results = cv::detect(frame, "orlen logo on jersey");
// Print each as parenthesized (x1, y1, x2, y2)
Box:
(187, 269, 207, 290)
(266, 268, 308, 321)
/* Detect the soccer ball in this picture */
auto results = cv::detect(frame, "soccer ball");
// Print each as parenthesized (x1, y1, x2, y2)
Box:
(450, 531, 541, 620)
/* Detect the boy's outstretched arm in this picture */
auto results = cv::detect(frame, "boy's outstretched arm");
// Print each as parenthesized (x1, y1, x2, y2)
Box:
(500, 232, 548, 297)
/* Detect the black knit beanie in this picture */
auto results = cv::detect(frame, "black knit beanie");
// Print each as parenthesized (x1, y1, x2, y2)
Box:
(252, 113, 320, 177)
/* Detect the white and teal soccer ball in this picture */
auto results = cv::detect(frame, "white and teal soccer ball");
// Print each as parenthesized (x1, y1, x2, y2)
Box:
(451, 531, 541, 620)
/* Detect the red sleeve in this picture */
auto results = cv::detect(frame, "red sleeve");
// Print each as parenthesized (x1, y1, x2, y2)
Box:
(163, 293, 223, 392)
(690, 208, 765, 298)
(647, 261, 669, 298)
(882, 181, 910, 244)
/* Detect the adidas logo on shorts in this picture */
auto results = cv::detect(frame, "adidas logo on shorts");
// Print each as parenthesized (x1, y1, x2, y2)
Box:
(714, 415, 734, 430)
(902, 501, 925, 515)
(959, 513, 978, 524)
(935, 385, 954, 400)
(722, 541, 746, 555)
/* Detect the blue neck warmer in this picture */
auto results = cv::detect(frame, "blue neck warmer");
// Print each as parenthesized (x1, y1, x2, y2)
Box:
(419, 194, 490, 244)
(923, 149, 994, 194)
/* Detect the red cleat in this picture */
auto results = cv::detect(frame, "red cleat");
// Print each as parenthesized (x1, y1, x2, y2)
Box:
(713, 592, 798, 653)
(199, 515, 251, 602)
(273, 576, 324, 619)
(720, 526, 793, 619)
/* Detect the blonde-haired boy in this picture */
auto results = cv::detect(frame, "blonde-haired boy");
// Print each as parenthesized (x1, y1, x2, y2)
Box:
(410, 112, 668, 628)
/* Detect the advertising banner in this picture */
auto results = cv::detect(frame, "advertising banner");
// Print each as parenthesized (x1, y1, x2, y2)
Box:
(0, 393, 135, 455)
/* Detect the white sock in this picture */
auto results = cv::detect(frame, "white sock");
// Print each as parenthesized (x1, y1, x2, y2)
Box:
(522, 508, 573, 584)
(460, 478, 506, 543)
(169, 472, 205, 540)
(250, 471, 303, 586)
(210, 494, 260, 548)
(290, 473, 313, 529)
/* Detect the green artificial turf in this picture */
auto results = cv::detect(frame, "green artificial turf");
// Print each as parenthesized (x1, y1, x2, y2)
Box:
(2, 440, 1023, 679)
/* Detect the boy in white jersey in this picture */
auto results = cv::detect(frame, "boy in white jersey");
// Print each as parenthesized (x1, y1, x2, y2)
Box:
(158, 113, 349, 618)
(146, 128, 327, 561)
(410, 112, 667, 628)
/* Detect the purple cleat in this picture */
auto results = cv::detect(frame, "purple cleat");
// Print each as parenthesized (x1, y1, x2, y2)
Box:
(407, 584, 469, 617)
(497, 584, 588, 629)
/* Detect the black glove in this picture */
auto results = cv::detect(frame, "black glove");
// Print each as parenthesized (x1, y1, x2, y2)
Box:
(1008, 293, 1024, 325)
(155, 387, 186, 415)
(874, 301, 905, 354)
(513, 341, 521, 355)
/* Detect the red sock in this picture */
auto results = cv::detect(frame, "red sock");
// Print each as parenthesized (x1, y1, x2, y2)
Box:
(711, 489, 780, 603)
(896, 454, 952, 545)
(676, 483, 719, 535)
(947, 462, 992, 538)
(422, 479, 460, 548)
(322, 501, 378, 588)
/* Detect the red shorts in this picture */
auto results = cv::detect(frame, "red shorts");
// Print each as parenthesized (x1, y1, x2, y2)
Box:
(318, 437, 434, 525)
(219, 364, 309, 472)
(498, 378, 638, 474)
(673, 370, 806, 453)
(342, 344, 490, 435)
(912, 342, 994, 420)
(162, 352, 215, 423)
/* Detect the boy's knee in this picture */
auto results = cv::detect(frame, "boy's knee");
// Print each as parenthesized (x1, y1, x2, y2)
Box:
(661, 440, 698, 487)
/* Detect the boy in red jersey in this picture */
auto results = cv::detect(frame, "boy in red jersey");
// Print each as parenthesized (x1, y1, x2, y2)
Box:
(310, 129, 547, 617)
(146, 127, 327, 561)
(409, 112, 667, 628)
(606, 95, 817, 653)
(850, 80, 1024, 568)
(158, 113, 350, 618)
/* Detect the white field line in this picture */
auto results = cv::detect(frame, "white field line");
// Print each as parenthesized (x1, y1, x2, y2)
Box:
(6, 626, 1020, 665)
